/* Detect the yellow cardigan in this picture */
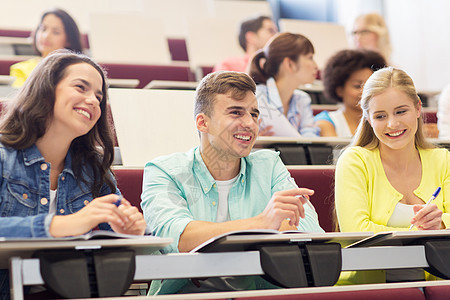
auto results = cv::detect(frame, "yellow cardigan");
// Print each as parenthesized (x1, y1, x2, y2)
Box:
(335, 146, 450, 232)
(10, 57, 41, 88)
(335, 146, 450, 284)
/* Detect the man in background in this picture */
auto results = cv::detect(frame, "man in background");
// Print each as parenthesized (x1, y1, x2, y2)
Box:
(213, 15, 278, 72)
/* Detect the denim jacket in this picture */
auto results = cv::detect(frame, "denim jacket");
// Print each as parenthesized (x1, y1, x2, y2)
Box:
(0, 142, 118, 299)
(0, 143, 118, 237)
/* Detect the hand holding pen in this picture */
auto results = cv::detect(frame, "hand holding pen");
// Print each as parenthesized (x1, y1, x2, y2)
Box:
(409, 187, 442, 231)
(114, 194, 123, 207)
(286, 177, 316, 211)
(259, 178, 314, 229)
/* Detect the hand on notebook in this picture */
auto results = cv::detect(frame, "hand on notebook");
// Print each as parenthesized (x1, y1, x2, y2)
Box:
(49, 194, 146, 237)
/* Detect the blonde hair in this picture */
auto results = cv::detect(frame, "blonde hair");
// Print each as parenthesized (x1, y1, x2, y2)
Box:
(351, 67, 434, 150)
(354, 13, 392, 62)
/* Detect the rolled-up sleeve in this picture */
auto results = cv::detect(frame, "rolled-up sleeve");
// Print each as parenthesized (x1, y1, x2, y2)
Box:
(141, 163, 194, 253)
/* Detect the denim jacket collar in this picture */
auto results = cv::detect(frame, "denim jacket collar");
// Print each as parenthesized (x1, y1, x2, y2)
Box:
(22, 144, 75, 177)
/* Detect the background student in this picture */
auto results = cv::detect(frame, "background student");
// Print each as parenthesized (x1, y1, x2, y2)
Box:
(335, 67, 449, 283)
(314, 49, 386, 137)
(213, 15, 278, 73)
(213, 15, 277, 73)
(351, 12, 392, 64)
(141, 71, 323, 294)
(249, 32, 320, 137)
(10, 8, 83, 87)
(0, 51, 146, 298)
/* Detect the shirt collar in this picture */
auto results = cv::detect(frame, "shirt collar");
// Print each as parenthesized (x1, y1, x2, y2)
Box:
(22, 144, 75, 177)
(22, 144, 45, 166)
(193, 147, 247, 193)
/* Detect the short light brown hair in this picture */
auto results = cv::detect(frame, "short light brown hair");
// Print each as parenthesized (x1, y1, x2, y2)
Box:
(195, 71, 256, 117)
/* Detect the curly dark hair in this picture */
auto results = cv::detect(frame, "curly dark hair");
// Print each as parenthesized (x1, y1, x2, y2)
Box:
(323, 49, 386, 103)
(0, 50, 115, 197)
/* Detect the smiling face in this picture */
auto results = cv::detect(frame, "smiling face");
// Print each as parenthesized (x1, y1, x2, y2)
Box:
(36, 14, 68, 57)
(49, 62, 103, 141)
(367, 88, 421, 152)
(199, 91, 259, 163)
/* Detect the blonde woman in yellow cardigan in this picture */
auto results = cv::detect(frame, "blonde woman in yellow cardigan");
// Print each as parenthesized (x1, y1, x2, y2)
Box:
(335, 67, 450, 284)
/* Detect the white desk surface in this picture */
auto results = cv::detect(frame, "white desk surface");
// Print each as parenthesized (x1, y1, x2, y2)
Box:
(144, 80, 198, 90)
(13, 245, 450, 299)
(0, 54, 37, 61)
(254, 136, 352, 146)
(193, 231, 372, 253)
(0, 36, 31, 45)
(255, 137, 450, 147)
(119, 280, 450, 299)
(10, 230, 450, 299)
(0, 75, 14, 85)
(0, 236, 172, 269)
(108, 78, 140, 88)
(99, 60, 190, 68)
(348, 229, 450, 248)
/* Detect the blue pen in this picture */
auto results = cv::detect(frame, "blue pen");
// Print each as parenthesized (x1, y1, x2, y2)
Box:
(409, 187, 441, 230)
(114, 194, 123, 207)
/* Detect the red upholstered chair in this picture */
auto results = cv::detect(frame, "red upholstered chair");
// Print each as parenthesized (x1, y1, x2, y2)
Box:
(0, 59, 22, 75)
(423, 285, 450, 300)
(423, 110, 437, 124)
(114, 168, 144, 212)
(288, 167, 336, 232)
(200, 66, 214, 78)
(0, 29, 31, 38)
(234, 287, 426, 300)
(168, 38, 189, 62)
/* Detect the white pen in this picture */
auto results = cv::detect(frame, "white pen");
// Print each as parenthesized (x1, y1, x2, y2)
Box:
(286, 177, 315, 211)
(409, 187, 442, 230)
